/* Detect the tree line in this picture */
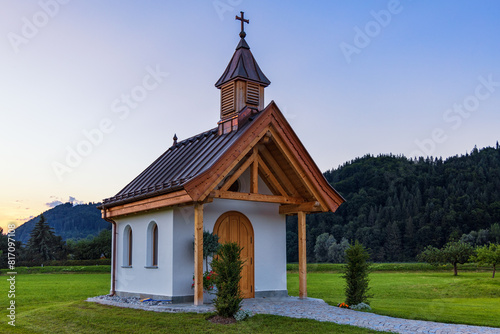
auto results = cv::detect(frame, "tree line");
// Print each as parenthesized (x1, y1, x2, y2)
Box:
(14, 202, 108, 244)
(0, 214, 111, 268)
(287, 144, 500, 263)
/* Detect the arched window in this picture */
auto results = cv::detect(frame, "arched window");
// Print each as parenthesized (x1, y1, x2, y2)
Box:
(152, 223, 158, 266)
(146, 221, 159, 267)
(123, 225, 133, 267)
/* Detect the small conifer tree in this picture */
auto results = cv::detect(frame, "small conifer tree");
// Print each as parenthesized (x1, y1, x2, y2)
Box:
(211, 242, 244, 318)
(342, 241, 372, 306)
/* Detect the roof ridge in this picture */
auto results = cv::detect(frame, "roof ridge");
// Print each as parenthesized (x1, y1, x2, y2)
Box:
(172, 127, 218, 148)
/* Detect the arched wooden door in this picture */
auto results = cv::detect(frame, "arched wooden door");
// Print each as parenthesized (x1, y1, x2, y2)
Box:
(213, 211, 254, 298)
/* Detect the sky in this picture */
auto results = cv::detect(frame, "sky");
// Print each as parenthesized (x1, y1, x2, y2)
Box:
(1, 0, 499, 232)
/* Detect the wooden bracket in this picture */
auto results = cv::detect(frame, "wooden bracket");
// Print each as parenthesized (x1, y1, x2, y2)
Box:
(210, 190, 303, 204)
(279, 201, 321, 215)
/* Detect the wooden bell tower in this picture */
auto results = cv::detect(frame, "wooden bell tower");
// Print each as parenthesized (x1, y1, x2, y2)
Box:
(215, 12, 271, 135)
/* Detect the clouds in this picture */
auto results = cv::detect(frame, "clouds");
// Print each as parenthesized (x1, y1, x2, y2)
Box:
(45, 200, 63, 208)
(16, 215, 34, 222)
(45, 196, 84, 208)
(68, 196, 84, 206)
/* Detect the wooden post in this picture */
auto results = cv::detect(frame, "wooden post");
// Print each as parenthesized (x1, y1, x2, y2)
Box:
(298, 211, 307, 299)
(194, 203, 204, 305)
(250, 147, 259, 193)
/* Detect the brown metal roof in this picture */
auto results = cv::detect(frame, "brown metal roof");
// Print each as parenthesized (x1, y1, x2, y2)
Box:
(101, 101, 344, 216)
(180, 101, 344, 208)
(102, 126, 247, 208)
(215, 38, 271, 88)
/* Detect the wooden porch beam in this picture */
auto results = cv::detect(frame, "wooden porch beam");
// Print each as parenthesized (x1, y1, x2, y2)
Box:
(194, 203, 204, 306)
(257, 155, 288, 197)
(298, 211, 307, 299)
(210, 190, 304, 204)
(279, 201, 321, 215)
(250, 147, 259, 193)
(268, 128, 328, 211)
(103, 190, 193, 219)
(259, 146, 300, 197)
(220, 152, 256, 192)
(196, 127, 271, 201)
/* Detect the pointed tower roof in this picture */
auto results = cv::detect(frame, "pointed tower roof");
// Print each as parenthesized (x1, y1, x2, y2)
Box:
(215, 38, 271, 88)
(215, 12, 270, 88)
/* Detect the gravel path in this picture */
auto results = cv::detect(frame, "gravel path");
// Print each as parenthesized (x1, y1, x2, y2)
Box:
(87, 295, 500, 334)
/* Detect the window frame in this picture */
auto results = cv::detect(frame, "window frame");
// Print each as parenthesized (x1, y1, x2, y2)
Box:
(145, 221, 159, 269)
(122, 225, 133, 268)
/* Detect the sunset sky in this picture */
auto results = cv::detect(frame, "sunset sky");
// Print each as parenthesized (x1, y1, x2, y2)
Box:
(1, 1, 499, 232)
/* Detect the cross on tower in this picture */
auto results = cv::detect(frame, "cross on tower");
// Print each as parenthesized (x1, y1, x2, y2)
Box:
(235, 11, 249, 38)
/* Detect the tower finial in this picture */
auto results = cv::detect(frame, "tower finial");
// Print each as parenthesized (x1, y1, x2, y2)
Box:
(173, 133, 178, 146)
(235, 11, 249, 38)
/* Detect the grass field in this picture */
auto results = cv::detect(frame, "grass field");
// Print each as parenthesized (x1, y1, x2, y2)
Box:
(287, 271, 500, 328)
(1, 266, 499, 333)
(0, 272, 383, 334)
(286, 262, 493, 273)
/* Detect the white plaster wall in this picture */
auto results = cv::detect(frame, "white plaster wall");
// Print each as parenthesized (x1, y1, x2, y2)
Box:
(203, 199, 287, 293)
(172, 207, 196, 297)
(114, 168, 287, 298)
(202, 168, 287, 294)
(114, 209, 174, 296)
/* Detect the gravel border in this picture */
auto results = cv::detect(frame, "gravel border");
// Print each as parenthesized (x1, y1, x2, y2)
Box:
(87, 295, 500, 334)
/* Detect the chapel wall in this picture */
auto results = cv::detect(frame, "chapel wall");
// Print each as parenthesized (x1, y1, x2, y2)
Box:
(113, 208, 174, 297)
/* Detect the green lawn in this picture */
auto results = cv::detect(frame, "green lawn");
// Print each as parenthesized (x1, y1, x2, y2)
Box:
(1, 268, 499, 333)
(0, 273, 382, 334)
(287, 271, 500, 327)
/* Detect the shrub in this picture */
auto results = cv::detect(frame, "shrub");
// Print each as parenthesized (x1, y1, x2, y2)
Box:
(350, 302, 372, 311)
(342, 241, 372, 306)
(234, 309, 252, 321)
(192, 230, 220, 271)
(203, 230, 220, 270)
(211, 242, 244, 318)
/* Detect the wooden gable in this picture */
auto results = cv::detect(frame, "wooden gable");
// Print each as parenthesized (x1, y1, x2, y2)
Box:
(184, 101, 344, 214)
(102, 101, 344, 220)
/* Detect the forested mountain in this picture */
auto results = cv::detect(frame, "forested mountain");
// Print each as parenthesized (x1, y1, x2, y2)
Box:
(286, 144, 500, 263)
(15, 203, 110, 244)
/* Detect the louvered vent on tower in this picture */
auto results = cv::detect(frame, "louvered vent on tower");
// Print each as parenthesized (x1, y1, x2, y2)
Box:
(246, 82, 260, 106)
(221, 82, 236, 118)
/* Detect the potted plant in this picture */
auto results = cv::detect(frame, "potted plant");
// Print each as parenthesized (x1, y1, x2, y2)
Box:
(192, 230, 220, 303)
(192, 270, 217, 303)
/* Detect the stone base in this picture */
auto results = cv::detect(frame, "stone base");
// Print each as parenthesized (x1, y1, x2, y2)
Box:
(115, 289, 288, 303)
(115, 291, 193, 304)
(254, 290, 289, 298)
